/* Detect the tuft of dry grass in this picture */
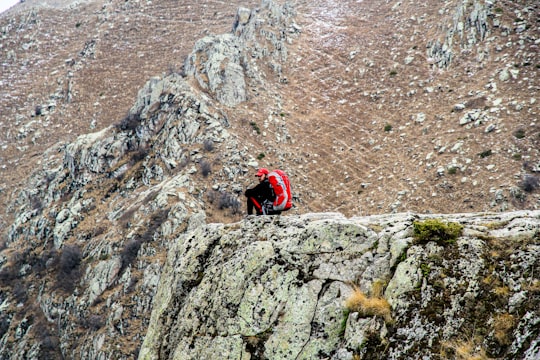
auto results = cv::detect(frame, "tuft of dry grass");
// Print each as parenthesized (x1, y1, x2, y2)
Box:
(492, 286, 510, 297)
(440, 339, 490, 360)
(493, 313, 516, 345)
(371, 280, 385, 298)
(344, 286, 392, 323)
(524, 279, 540, 293)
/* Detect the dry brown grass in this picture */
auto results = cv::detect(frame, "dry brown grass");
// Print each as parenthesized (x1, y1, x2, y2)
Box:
(492, 286, 510, 297)
(344, 286, 392, 323)
(1, 0, 539, 226)
(440, 339, 491, 360)
(524, 279, 540, 293)
(371, 279, 387, 298)
(493, 313, 516, 345)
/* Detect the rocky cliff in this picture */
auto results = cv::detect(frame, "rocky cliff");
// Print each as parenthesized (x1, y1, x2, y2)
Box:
(0, 0, 539, 359)
(139, 210, 540, 359)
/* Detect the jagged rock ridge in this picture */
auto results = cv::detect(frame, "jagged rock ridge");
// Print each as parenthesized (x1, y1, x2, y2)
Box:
(139, 211, 540, 359)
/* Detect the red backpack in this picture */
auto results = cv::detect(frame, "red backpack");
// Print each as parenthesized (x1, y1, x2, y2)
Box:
(268, 169, 292, 211)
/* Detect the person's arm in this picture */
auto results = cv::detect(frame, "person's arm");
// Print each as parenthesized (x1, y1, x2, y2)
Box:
(246, 182, 265, 198)
(245, 187, 255, 197)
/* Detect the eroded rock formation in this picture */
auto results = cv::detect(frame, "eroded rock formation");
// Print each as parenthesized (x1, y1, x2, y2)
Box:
(140, 211, 540, 359)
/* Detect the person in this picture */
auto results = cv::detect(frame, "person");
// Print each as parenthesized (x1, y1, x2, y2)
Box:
(245, 168, 281, 215)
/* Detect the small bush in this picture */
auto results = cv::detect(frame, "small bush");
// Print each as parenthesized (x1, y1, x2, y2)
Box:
(120, 209, 169, 274)
(250, 121, 261, 134)
(218, 192, 241, 214)
(56, 245, 82, 292)
(142, 209, 169, 242)
(493, 313, 516, 345)
(38, 324, 61, 359)
(179, 154, 191, 169)
(513, 129, 526, 139)
(384, 124, 392, 132)
(207, 190, 218, 204)
(389, 70, 397, 77)
(344, 287, 392, 323)
(115, 113, 141, 132)
(257, 153, 265, 160)
(203, 139, 215, 152)
(200, 160, 211, 177)
(120, 239, 143, 272)
(207, 190, 241, 215)
(0, 263, 18, 283)
(13, 281, 27, 303)
(85, 314, 105, 331)
(440, 339, 488, 359)
(447, 166, 457, 175)
(478, 149, 492, 158)
(130, 148, 148, 164)
(0, 317, 9, 339)
(413, 219, 463, 245)
(519, 175, 539, 193)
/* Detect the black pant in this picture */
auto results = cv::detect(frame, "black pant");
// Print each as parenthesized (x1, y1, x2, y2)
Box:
(247, 197, 281, 215)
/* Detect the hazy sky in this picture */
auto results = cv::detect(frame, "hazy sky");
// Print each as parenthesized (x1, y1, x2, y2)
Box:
(0, 0, 19, 14)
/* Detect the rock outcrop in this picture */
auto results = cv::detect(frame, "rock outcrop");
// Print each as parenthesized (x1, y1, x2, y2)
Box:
(140, 210, 540, 360)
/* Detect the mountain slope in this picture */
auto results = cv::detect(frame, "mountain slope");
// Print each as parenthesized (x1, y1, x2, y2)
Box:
(0, 0, 539, 359)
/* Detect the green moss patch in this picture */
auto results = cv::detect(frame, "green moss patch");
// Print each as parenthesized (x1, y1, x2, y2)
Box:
(412, 219, 463, 245)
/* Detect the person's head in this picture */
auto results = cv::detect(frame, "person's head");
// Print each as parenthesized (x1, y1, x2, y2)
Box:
(255, 168, 269, 182)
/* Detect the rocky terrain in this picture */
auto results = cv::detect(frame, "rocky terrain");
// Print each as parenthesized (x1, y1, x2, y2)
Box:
(140, 210, 540, 360)
(0, 0, 539, 359)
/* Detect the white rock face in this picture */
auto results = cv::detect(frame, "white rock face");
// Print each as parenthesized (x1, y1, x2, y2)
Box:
(140, 210, 540, 360)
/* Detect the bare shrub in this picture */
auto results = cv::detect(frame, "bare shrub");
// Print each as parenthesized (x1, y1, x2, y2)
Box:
(207, 189, 219, 204)
(519, 175, 539, 193)
(200, 159, 211, 177)
(56, 245, 82, 292)
(141, 209, 169, 243)
(130, 147, 149, 164)
(30, 195, 44, 212)
(0, 263, 18, 283)
(120, 209, 169, 274)
(13, 281, 27, 303)
(203, 139, 215, 152)
(0, 317, 9, 339)
(178, 153, 191, 169)
(85, 314, 105, 331)
(115, 112, 141, 132)
(120, 238, 143, 274)
(207, 190, 241, 215)
(218, 192, 241, 214)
